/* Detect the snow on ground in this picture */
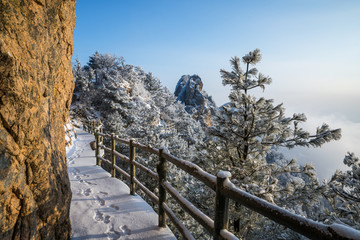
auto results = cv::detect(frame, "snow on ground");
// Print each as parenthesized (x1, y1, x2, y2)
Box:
(66, 129, 176, 240)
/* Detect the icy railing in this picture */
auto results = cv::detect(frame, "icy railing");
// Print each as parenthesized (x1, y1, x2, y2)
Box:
(85, 121, 360, 240)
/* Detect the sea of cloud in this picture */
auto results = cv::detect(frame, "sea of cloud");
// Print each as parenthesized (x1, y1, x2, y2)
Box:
(280, 113, 360, 180)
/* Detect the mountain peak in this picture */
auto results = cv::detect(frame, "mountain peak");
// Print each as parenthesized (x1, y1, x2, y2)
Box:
(174, 75, 216, 127)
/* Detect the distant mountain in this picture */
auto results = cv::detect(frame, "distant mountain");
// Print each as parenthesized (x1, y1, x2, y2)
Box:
(70, 53, 205, 153)
(174, 75, 217, 127)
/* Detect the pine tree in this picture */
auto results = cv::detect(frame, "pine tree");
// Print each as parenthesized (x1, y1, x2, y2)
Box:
(202, 49, 342, 238)
(73, 58, 91, 94)
(320, 152, 360, 230)
(88, 51, 123, 86)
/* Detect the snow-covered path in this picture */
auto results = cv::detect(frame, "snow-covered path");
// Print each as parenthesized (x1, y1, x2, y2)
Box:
(66, 129, 176, 240)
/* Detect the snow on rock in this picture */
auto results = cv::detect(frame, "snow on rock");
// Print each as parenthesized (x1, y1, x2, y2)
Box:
(174, 74, 216, 127)
(174, 75, 204, 107)
(67, 129, 176, 240)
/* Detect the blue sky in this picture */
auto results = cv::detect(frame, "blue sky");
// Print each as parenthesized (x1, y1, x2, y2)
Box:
(73, 0, 360, 179)
(74, 0, 359, 117)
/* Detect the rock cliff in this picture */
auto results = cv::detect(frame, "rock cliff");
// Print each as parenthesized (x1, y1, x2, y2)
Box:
(0, 0, 76, 239)
(174, 75, 216, 127)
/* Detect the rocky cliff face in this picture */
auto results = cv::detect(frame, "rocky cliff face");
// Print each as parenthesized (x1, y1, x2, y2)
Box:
(0, 1, 76, 239)
(174, 75, 216, 127)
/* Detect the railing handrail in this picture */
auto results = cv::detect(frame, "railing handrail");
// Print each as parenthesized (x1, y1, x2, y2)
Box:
(84, 121, 360, 240)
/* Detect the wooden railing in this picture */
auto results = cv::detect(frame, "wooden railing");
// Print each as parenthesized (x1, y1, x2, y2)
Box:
(84, 119, 103, 135)
(85, 121, 359, 240)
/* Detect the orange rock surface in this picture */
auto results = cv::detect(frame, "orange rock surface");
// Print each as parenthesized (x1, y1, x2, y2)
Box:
(0, 0, 76, 239)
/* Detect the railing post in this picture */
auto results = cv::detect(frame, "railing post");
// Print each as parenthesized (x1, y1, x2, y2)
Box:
(95, 130, 101, 166)
(111, 133, 116, 177)
(85, 120, 88, 132)
(214, 171, 231, 240)
(129, 139, 136, 195)
(157, 148, 167, 228)
(97, 119, 100, 134)
(100, 124, 103, 143)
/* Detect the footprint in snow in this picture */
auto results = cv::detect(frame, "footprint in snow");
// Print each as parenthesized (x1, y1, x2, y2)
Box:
(119, 225, 131, 235)
(84, 180, 97, 186)
(71, 168, 80, 175)
(76, 174, 96, 185)
(105, 224, 131, 239)
(94, 210, 111, 224)
(67, 153, 80, 160)
(104, 215, 111, 224)
(105, 224, 121, 240)
(83, 188, 91, 196)
(110, 204, 120, 210)
(94, 210, 104, 221)
(95, 196, 105, 206)
(67, 157, 76, 164)
(75, 176, 87, 184)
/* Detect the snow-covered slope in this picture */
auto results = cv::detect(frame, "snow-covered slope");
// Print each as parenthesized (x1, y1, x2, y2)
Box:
(70, 53, 205, 159)
(66, 129, 176, 240)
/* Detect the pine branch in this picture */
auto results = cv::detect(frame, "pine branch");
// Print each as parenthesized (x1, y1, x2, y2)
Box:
(330, 184, 360, 202)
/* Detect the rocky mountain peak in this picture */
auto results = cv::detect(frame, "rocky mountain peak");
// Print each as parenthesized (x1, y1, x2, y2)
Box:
(174, 75, 216, 127)
(175, 75, 204, 107)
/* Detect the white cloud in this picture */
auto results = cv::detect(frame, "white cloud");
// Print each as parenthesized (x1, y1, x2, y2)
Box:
(280, 114, 360, 180)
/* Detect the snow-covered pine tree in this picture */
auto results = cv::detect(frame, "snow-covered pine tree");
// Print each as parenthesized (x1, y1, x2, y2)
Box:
(73, 57, 92, 99)
(88, 51, 124, 86)
(320, 152, 360, 230)
(200, 49, 342, 238)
